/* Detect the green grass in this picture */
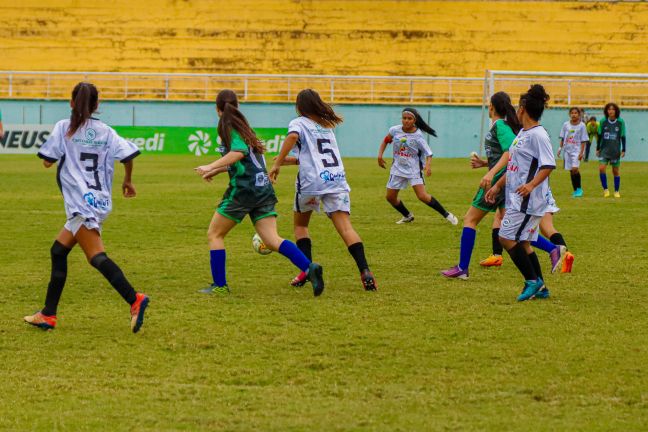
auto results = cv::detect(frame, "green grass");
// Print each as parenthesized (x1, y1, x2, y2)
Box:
(1, 155, 647, 431)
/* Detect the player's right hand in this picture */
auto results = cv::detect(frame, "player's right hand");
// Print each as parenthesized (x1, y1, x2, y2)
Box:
(484, 185, 499, 204)
(268, 166, 280, 183)
(378, 156, 386, 169)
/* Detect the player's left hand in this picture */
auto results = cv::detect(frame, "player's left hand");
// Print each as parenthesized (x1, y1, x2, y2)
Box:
(516, 183, 534, 197)
(621, 151, 626, 158)
(268, 165, 280, 183)
(425, 166, 432, 177)
(122, 181, 136, 197)
(480, 173, 493, 190)
(578, 152, 584, 161)
(485, 185, 500, 204)
(194, 165, 211, 176)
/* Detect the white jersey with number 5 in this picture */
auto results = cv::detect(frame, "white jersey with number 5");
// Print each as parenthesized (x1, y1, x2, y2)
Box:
(37, 118, 140, 224)
(288, 116, 350, 195)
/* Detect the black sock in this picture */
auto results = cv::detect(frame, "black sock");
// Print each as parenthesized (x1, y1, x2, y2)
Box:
(528, 251, 543, 281)
(506, 243, 537, 281)
(549, 233, 567, 248)
(296, 238, 312, 261)
(570, 172, 578, 191)
(391, 200, 410, 217)
(42, 241, 72, 316)
(492, 228, 503, 255)
(427, 196, 449, 218)
(90, 252, 137, 305)
(348, 242, 369, 273)
(574, 172, 582, 189)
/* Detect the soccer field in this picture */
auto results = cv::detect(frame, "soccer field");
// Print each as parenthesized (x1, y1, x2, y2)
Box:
(1, 155, 647, 431)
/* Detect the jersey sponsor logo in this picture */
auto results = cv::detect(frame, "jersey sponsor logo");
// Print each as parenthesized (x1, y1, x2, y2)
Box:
(320, 170, 346, 183)
(255, 172, 270, 187)
(85, 128, 97, 141)
(83, 192, 110, 211)
(188, 130, 212, 156)
(603, 132, 617, 140)
(507, 162, 519, 173)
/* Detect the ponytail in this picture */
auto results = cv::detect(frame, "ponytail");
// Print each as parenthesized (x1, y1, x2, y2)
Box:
(67, 82, 98, 138)
(295, 89, 343, 128)
(519, 84, 550, 121)
(402, 107, 436, 137)
(216, 89, 264, 154)
(490, 91, 521, 134)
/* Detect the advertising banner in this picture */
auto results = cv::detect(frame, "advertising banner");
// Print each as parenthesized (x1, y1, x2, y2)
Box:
(0, 124, 288, 156)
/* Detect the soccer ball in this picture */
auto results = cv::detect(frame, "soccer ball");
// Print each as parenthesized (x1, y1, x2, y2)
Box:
(252, 233, 272, 255)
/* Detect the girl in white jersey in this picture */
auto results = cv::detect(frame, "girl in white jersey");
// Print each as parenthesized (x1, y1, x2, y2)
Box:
(377, 108, 458, 225)
(557, 107, 587, 197)
(24, 82, 149, 332)
(269, 89, 377, 291)
(486, 84, 556, 302)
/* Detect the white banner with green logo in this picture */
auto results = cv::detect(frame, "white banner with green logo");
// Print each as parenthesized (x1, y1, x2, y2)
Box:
(0, 124, 288, 155)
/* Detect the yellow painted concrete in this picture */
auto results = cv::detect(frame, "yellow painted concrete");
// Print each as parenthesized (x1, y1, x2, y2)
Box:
(2, 1, 648, 76)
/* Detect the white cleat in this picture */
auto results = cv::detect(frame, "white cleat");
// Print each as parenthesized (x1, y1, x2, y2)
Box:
(446, 213, 459, 225)
(396, 214, 415, 224)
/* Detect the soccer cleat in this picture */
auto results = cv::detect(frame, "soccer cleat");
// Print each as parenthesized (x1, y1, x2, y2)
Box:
(396, 214, 414, 224)
(308, 262, 325, 297)
(361, 269, 377, 291)
(573, 188, 584, 198)
(24, 311, 57, 330)
(479, 254, 503, 267)
(290, 271, 309, 287)
(440, 265, 469, 280)
(549, 245, 567, 273)
(130, 293, 149, 333)
(603, 189, 610, 198)
(533, 287, 551, 299)
(517, 279, 545, 302)
(446, 213, 459, 225)
(199, 284, 230, 294)
(614, 191, 621, 198)
(561, 252, 574, 273)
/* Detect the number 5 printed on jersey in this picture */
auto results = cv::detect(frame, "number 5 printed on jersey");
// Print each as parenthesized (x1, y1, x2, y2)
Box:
(317, 138, 339, 167)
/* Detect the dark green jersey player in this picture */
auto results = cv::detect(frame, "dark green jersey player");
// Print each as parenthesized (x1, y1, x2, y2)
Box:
(441, 92, 521, 279)
(596, 102, 626, 197)
(217, 130, 277, 223)
(194, 89, 324, 296)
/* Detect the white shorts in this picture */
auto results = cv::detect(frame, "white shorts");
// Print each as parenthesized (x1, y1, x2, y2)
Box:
(387, 174, 424, 190)
(563, 149, 581, 170)
(294, 192, 351, 215)
(64, 214, 103, 235)
(499, 209, 541, 242)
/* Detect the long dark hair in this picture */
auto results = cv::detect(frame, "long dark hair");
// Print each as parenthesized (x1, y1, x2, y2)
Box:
(519, 84, 550, 121)
(216, 89, 264, 153)
(603, 102, 620, 119)
(490, 92, 521, 134)
(296, 89, 343, 128)
(67, 82, 98, 138)
(402, 107, 436, 137)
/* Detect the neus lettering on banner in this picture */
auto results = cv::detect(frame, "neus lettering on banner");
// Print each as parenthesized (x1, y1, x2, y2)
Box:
(0, 124, 51, 154)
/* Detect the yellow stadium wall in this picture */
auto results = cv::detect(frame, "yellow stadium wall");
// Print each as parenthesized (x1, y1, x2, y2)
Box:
(2, 1, 648, 76)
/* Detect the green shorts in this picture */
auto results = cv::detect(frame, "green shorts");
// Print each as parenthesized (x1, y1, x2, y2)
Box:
(217, 197, 278, 224)
(471, 171, 506, 212)
(599, 157, 621, 167)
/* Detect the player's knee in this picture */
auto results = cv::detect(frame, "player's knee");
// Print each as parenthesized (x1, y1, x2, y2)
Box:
(385, 194, 398, 205)
(89, 251, 109, 267)
(417, 192, 430, 202)
(51, 240, 71, 258)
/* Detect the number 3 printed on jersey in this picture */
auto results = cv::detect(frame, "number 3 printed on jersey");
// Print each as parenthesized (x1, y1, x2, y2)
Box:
(317, 139, 339, 167)
(80, 152, 102, 191)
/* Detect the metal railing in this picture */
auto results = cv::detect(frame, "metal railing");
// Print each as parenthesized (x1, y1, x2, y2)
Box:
(0, 71, 484, 105)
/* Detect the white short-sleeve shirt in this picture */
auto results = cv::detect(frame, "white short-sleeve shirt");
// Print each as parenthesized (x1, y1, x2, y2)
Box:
(38, 118, 140, 224)
(559, 121, 588, 154)
(387, 125, 433, 179)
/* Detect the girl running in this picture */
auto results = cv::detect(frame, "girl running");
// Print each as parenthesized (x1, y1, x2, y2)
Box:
(557, 107, 588, 197)
(24, 82, 149, 332)
(194, 89, 325, 296)
(597, 102, 626, 198)
(485, 84, 556, 301)
(440, 91, 520, 279)
(377, 108, 457, 225)
(269, 89, 377, 291)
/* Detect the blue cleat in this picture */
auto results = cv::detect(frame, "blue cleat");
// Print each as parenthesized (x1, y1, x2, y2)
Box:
(533, 287, 550, 299)
(517, 278, 545, 302)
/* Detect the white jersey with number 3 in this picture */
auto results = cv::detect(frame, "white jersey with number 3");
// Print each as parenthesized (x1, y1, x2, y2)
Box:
(37, 118, 140, 224)
(288, 116, 350, 195)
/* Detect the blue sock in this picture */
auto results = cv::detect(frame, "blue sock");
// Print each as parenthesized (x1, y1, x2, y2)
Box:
(614, 176, 620, 192)
(600, 173, 608, 190)
(279, 240, 311, 272)
(531, 235, 556, 254)
(459, 227, 476, 271)
(210, 249, 227, 287)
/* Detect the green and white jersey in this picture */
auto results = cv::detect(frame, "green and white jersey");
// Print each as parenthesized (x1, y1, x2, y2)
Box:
(484, 119, 516, 171)
(221, 130, 276, 206)
(597, 118, 626, 160)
